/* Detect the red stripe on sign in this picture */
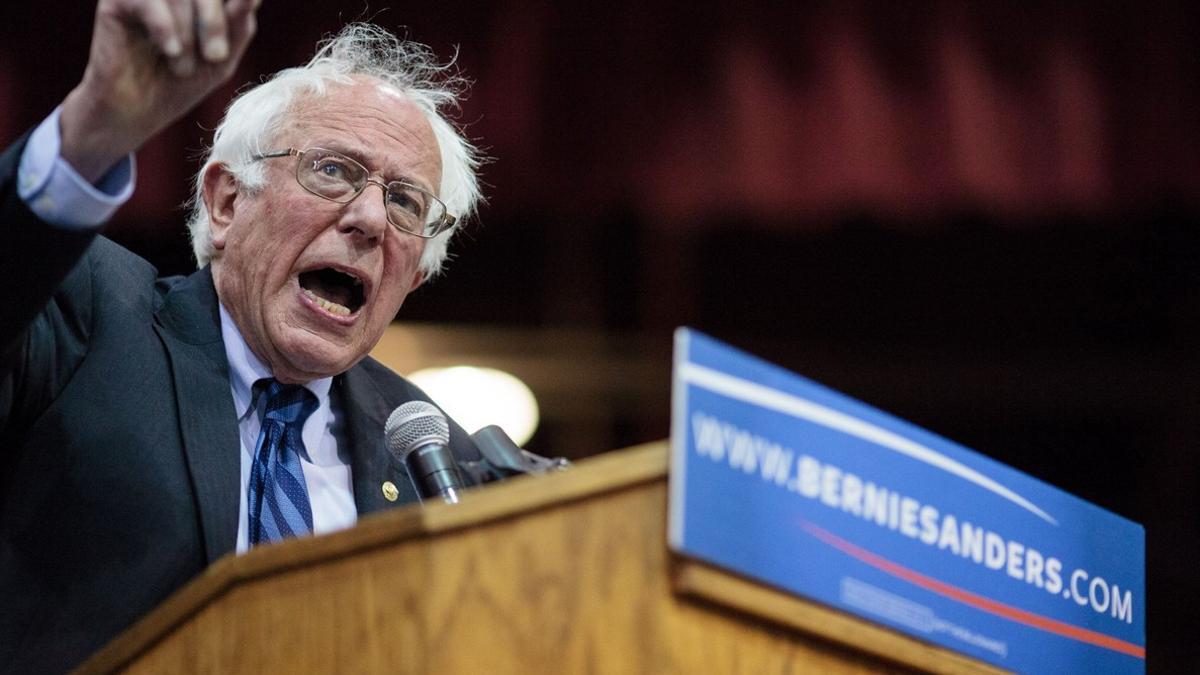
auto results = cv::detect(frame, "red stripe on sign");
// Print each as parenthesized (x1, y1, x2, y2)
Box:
(799, 520, 1145, 660)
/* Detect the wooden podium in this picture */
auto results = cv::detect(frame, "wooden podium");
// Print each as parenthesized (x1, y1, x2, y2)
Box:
(78, 443, 1003, 674)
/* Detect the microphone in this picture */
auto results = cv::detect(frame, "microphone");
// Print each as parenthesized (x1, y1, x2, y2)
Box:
(385, 401, 466, 504)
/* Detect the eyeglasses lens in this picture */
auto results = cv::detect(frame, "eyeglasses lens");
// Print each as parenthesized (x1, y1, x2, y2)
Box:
(296, 148, 447, 236)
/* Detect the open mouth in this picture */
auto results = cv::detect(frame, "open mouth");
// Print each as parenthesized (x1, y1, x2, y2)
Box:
(299, 267, 366, 316)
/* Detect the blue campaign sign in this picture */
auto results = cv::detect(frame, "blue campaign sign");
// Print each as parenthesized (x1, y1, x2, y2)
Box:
(668, 329, 1145, 673)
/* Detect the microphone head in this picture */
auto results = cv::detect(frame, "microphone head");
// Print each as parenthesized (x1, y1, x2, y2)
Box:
(385, 401, 450, 462)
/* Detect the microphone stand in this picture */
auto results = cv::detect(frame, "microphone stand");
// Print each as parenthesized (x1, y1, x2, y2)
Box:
(459, 425, 570, 485)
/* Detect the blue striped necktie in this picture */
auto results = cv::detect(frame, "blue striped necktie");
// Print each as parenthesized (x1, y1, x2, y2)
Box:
(247, 379, 318, 546)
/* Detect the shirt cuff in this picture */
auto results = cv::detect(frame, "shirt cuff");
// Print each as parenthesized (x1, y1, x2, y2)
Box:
(17, 106, 136, 230)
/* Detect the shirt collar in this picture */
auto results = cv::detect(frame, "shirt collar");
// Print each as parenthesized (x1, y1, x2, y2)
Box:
(217, 302, 332, 417)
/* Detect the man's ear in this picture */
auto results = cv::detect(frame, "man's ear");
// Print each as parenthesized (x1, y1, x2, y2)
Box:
(201, 164, 240, 251)
(409, 269, 426, 293)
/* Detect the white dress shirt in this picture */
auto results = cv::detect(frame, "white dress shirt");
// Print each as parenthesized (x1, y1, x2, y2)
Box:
(19, 109, 361, 553)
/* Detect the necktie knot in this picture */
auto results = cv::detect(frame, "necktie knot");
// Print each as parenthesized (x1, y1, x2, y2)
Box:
(259, 379, 317, 426)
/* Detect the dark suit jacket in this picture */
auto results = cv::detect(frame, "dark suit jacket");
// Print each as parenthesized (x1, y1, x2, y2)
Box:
(0, 136, 481, 673)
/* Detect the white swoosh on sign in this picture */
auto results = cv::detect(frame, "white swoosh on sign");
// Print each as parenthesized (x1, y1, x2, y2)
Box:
(680, 362, 1058, 526)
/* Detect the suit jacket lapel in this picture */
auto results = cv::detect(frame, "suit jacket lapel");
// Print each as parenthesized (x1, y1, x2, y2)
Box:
(151, 267, 422, 555)
(153, 267, 241, 564)
(337, 366, 418, 514)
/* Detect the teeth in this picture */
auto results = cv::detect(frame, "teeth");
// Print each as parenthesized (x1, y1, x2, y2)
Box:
(303, 288, 352, 315)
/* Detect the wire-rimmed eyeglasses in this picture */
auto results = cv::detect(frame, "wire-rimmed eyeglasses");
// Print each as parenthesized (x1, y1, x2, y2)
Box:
(251, 147, 456, 239)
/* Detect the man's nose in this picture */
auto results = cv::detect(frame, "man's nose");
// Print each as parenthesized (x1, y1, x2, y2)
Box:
(337, 181, 390, 245)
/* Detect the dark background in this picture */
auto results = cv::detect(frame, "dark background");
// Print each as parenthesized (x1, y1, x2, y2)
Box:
(2, 1, 1196, 669)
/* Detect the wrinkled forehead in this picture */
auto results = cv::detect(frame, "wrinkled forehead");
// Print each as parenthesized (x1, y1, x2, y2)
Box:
(276, 77, 443, 188)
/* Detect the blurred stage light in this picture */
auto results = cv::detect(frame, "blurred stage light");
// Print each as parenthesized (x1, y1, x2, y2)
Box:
(407, 366, 540, 446)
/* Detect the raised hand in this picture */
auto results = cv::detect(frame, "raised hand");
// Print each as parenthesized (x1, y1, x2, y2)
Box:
(59, 0, 261, 182)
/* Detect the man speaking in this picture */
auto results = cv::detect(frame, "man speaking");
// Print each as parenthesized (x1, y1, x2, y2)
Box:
(0, 1, 485, 671)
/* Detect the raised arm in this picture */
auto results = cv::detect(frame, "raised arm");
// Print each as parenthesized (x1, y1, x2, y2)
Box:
(0, 0, 260, 417)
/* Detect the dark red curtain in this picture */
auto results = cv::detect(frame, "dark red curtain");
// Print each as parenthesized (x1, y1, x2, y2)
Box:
(2, 1, 1196, 231)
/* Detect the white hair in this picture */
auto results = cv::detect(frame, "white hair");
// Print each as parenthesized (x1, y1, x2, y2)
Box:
(185, 23, 483, 278)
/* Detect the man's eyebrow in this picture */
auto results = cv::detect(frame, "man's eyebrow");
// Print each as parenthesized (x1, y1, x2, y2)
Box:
(311, 140, 368, 161)
(309, 141, 433, 191)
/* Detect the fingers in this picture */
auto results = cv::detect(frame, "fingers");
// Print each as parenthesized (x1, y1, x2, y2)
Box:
(118, 0, 255, 76)
(168, 0, 197, 76)
(194, 0, 229, 62)
(123, 0, 184, 61)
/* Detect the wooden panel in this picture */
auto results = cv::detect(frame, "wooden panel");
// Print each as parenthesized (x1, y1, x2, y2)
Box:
(673, 563, 1008, 675)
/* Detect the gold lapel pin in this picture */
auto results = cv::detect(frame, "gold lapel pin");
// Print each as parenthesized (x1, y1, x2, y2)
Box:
(382, 481, 399, 502)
